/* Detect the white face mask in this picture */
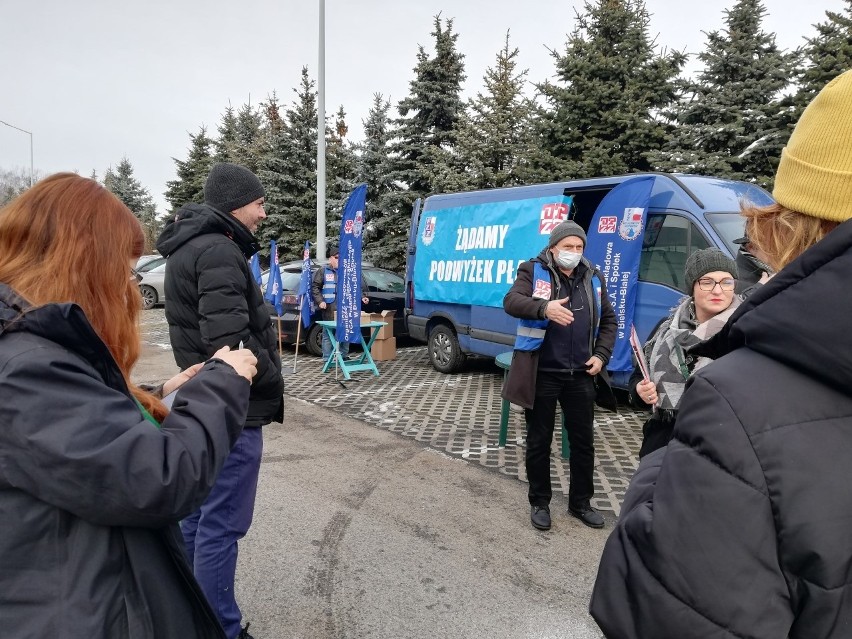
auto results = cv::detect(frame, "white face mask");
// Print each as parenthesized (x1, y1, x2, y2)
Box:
(555, 250, 582, 270)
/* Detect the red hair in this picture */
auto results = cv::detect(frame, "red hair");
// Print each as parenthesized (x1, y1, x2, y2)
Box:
(0, 173, 167, 421)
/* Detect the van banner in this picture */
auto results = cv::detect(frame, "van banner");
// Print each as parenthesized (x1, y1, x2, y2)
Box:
(413, 195, 573, 307)
(585, 176, 655, 372)
(336, 184, 367, 344)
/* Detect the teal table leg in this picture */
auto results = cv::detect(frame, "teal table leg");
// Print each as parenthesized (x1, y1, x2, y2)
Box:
(321, 325, 350, 379)
(321, 325, 334, 373)
(359, 326, 381, 376)
(499, 370, 509, 447)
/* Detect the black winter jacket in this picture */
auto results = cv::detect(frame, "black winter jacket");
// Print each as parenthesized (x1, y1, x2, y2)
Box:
(591, 218, 852, 638)
(502, 251, 617, 411)
(0, 284, 250, 638)
(157, 203, 283, 426)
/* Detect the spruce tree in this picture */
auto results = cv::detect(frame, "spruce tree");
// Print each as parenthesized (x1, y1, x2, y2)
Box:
(214, 105, 238, 162)
(257, 67, 318, 260)
(454, 31, 536, 190)
(165, 126, 214, 213)
(534, 0, 686, 180)
(651, 0, 796, 188)
(324, 105, 358, 243)
(213, 101, 264, 171)
(104, 157, 160, 251)
(356, 94, 399, 267)
(796, 0, 852, 109)
(382, 15, 467, 271)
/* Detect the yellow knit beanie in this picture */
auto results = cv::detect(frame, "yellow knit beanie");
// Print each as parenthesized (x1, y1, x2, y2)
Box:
(773, 69, 852, 222)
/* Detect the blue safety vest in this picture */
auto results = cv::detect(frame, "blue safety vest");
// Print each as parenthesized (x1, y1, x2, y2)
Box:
(321, 267, 336, 304)
(514, 261, 602, 352)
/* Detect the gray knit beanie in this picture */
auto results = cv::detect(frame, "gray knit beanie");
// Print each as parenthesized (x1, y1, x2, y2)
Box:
(204, 162, 266, 213)
(684, 248, 738, 292)
(548, 221, 587, 248)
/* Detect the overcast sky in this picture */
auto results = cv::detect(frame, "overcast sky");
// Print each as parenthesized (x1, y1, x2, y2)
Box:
(1, 0, 845, 212)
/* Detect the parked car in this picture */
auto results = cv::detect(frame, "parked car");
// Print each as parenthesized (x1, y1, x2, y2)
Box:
(262, 261, 406, 356)
(135, 254, 166, 274)
(138, 262, 166, 310)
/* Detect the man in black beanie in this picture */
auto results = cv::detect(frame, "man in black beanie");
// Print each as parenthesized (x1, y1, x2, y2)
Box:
(503, 220, 617, 532)
(156, 162, 283, 639)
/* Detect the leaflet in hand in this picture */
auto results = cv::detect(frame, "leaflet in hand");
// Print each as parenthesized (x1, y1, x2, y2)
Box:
(629, 325, 651, 381)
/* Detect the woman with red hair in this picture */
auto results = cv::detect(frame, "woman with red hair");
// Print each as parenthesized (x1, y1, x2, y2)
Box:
(0, 173, 258, 638)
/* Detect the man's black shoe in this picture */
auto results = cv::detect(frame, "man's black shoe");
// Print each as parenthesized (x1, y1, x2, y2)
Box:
(568, 504, 604, 528)
(238, 623, 255, 639)
(530, 505, 551, 531)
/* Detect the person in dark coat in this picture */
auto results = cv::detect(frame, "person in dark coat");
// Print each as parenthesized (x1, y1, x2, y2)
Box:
(0, 173, 258, 638)
(591, 69, 852, 639)
(503, 221, 617, 532)
(733, 233, 773, 295)
(628, 248, 740, 458)
(157, 162, 283, 639)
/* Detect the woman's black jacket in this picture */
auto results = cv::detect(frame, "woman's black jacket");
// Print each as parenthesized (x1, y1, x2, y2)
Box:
(590, 219, 852, 638)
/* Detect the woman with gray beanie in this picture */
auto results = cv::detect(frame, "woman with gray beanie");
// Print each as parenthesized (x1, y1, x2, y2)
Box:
(629, 247, 739, 458)
(592, 69, 852, 639)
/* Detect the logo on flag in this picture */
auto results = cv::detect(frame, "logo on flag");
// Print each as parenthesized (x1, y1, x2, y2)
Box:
(539, 202, 570, 234)
(618, 207, 644, 241)
(597, 216, 618, 234)
(422, 216, 437, 246)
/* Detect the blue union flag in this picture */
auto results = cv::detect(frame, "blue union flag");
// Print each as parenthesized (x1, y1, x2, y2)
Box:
(264, 240, 284, 317)
(336, 184, 367, 344)
(584, 176, 655, 372)
(296, 241, 314, 328)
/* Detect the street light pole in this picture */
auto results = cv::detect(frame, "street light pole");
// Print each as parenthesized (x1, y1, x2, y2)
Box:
(316, 0, 326, 261)
(0, 119, 34, 186)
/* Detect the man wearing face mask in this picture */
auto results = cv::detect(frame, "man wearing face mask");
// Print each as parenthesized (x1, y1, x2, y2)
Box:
(503, 220, 617, 532)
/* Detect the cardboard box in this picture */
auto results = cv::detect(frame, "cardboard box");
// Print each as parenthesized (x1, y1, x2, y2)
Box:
(360, 310, 395, 340)
(370, 336, 396, 361)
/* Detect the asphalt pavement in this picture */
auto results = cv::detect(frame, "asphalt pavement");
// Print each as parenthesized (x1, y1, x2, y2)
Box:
(132, 309, 649, 638)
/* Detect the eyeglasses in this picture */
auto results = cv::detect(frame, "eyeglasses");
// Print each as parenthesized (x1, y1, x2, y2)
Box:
(697, 277, 735, 291)
(130, 269, 142, 284)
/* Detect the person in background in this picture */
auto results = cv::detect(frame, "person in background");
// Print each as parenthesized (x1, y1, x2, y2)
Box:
(157, 162, 283, 639)
(591, 70, 852, 639)
(503, 221, 617, 532)
(311, 243, 369, 362)
(630, 248, 739, 458)
(0, 173, 257, 638)
(733, 233, 773, 294)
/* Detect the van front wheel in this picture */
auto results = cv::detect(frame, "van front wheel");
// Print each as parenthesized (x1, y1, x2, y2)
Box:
(428, 324, 465, 373)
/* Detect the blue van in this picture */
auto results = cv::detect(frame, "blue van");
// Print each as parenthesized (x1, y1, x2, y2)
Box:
(403, 173, 773, 388)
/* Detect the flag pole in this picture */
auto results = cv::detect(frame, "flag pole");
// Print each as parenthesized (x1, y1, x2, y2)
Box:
(293, 298, 303, 373)
(277, 316, 283, 359)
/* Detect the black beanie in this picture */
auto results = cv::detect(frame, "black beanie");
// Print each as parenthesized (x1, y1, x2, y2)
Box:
(204, 162, 266, 213)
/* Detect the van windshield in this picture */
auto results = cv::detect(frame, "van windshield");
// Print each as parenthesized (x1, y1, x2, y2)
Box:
(705, 212, 746, 255)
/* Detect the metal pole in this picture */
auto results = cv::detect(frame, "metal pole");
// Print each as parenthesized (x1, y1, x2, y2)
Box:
(29, 131, 33, 186)
(316, 0, 326, 261)
(0, 119, 34, 186)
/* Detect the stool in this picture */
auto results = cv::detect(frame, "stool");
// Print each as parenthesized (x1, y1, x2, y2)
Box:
(495, 351, 570, 459)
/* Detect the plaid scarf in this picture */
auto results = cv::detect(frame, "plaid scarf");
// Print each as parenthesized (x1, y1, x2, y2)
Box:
(644, 295, 741, 410)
